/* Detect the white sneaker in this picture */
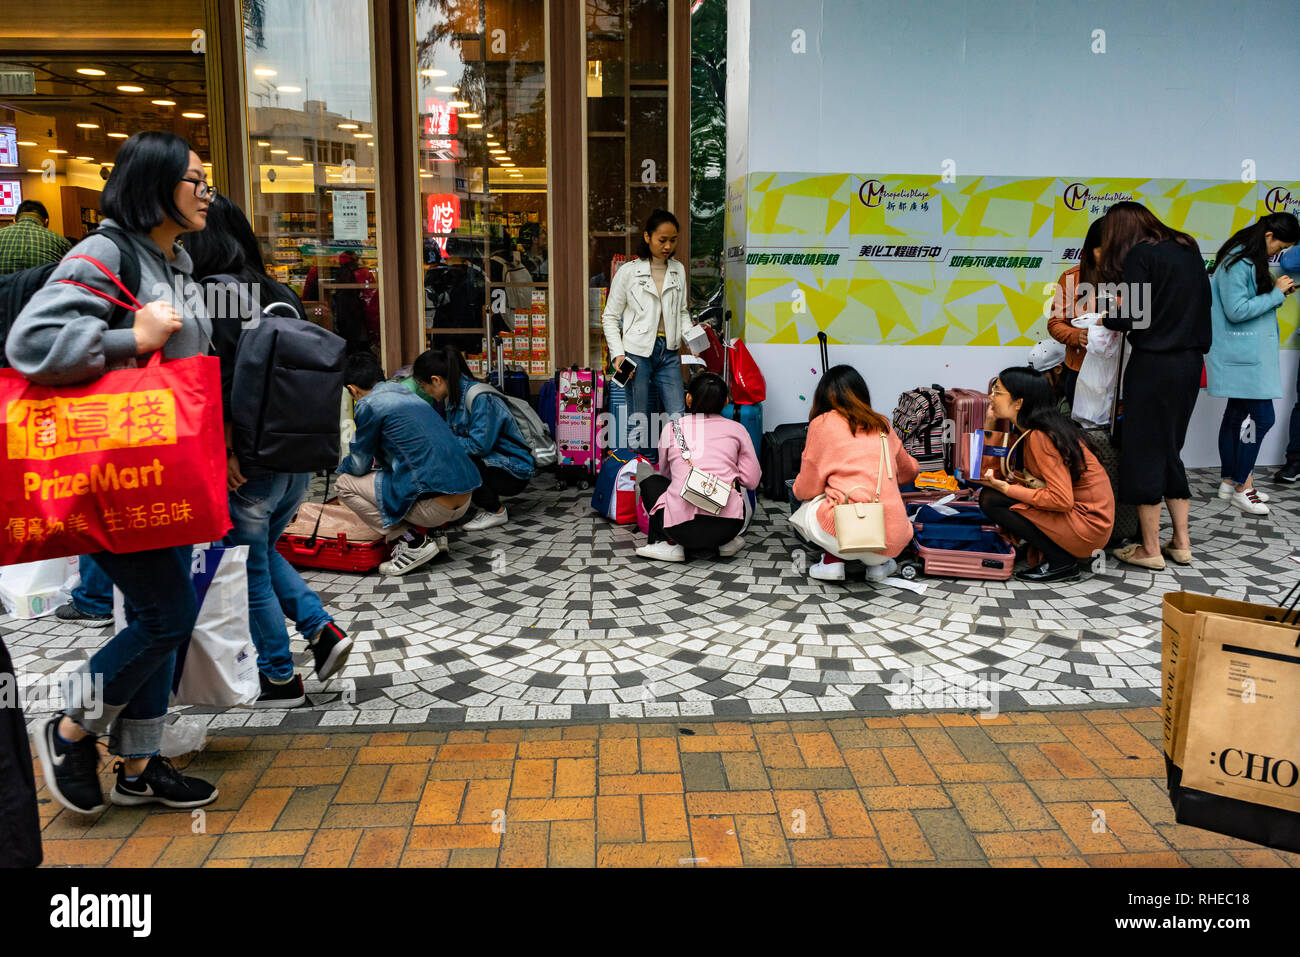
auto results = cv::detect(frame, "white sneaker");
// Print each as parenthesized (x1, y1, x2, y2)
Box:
(717, 535, 745, 558)
(463, 507, 508, 531)
(809, 559, 846, 581)
(379, 535, 442, 576)
(1231, 488, 1269, 516)
(864, 558, 898, 581)
(636, 541, 686, 562)
(1220, 480, 1268, 502)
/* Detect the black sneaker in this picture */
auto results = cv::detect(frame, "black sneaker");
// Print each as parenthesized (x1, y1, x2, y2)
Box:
(55, 600, 113, 628)
(110, 756, 218, 809)
(1275, 460, 1300, 483)
(32, 713, 106, 814)
(1016, 561, 1081, 584)
(311, 622, 353, 681)
(252, 672, 307, 709)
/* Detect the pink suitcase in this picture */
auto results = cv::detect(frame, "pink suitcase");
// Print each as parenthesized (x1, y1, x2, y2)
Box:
(897, 502, 1016, 581)
(555, 367, 604, 489)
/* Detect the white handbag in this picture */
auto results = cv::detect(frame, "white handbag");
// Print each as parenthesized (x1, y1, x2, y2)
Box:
(789, 432, 893, 555)
(672, 420, 733, 514)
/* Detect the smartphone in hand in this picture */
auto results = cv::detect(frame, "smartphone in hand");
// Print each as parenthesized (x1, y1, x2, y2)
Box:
(611, 357, 637, 387)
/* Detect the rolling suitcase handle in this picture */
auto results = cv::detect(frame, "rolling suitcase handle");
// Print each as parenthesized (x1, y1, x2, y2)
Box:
(723, 310, 732, 382)
(817, 330, 828, 373)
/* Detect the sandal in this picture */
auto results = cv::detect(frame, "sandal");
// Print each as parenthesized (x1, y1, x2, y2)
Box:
(1160, 540, 1192, 565)
(1113, 543, 1166, 571)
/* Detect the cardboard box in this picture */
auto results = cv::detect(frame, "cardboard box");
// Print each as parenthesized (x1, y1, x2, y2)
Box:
(531, 313, 548, 332)
(531, 336, 548, 354)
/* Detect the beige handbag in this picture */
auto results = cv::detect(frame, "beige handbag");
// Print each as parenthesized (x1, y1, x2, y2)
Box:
(831, 433, 892, 553)
(672, 420, 733, 514)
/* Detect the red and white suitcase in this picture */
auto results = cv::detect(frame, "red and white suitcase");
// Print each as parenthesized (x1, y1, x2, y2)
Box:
(276, 498, 390, 573)
(555, 366, 604, 489)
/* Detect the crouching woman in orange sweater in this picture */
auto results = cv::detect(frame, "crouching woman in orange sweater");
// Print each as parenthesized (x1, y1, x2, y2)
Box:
(791, 366, 920, 582)
(980, 366, 1115, 584)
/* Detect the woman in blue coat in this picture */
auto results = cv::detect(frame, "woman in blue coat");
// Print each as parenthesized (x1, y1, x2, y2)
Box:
(1207, 212, 1299, 515)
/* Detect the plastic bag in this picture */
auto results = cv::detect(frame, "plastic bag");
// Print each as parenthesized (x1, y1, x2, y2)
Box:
(159, 713, 211, 757)
(1071, 313, 1120, 427)
(0, 556, 79, 619)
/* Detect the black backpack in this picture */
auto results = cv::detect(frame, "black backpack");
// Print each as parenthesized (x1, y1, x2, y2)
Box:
(0, 226, 141, 368)
(228, 277, 347, 472)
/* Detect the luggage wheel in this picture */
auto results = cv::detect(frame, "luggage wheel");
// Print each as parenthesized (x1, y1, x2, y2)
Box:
(898, 562, 920, 580)
(577, 480, 590, 491)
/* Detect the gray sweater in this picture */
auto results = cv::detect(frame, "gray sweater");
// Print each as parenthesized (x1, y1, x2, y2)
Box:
(4, 217, 212, 386)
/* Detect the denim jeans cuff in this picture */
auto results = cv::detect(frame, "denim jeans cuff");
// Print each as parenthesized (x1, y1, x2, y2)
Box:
(300, 615, 333, 643)
(113, 716, 165, 760)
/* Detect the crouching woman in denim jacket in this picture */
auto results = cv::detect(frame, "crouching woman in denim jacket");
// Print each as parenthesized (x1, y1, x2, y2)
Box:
(412, 345, 535, 531)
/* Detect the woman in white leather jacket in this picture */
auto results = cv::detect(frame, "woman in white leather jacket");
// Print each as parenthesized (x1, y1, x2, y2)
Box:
(601, 209, 696, 458)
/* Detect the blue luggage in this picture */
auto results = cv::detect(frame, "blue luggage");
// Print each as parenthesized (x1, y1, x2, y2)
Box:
(722, 401, 762, 458)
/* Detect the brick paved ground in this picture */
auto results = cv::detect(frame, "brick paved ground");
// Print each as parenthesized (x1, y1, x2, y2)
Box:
(34, 706, 1300, 868)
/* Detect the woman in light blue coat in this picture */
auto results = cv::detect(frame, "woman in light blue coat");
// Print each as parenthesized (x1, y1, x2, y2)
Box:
(1206, 212, 1299, 515)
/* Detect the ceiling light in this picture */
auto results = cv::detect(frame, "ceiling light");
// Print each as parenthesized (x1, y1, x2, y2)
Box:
(17, 140, 37, 146)
(276, 85, 301, 93)
(420, 172, 432, 178)
(202, 162, 213, 168)
(434, 85, 457, 93)
(270, 149, 288, 155)
(500, 162, 515, 167)
(287, 156, 304, 161)
(26, 169, 43, 174)
(253, 68, 277, 77)
(353, 132, 372, 139)
(489, 148, 504, 154)
(107, 132, 128, 139)
(182, 112, 205, 119)
(421, 69, 447, 78)
(76, 122, 99, 129)
(458, 112, 479, 119)
(509, 173, 523, 178)
(77, 67, 106, 76)
(116, 84, 144, 93)
(338, 123, 359, 130)
(256, 140, 270, 147)
(151, 99, 175, 106)
(75, 155, 94, 161)
(48, 148, 67, 154)
(467, 123, 483, 129)
(448, 100, 470, 108)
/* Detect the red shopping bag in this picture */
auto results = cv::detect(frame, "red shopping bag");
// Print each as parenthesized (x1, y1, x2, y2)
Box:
(726, 338, 767, 403)
(698, 323, 727, 375)
(0, 352, 230, 565)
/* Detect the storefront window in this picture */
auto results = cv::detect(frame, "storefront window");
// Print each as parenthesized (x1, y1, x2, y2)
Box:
(242, 0, 383, 354)
(0, 3, 212, 242)
(585, 0, 670, 369)
(413, 0, 550, 380)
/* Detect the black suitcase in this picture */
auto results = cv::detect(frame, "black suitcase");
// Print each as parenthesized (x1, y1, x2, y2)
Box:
(759, 332, 828, 499)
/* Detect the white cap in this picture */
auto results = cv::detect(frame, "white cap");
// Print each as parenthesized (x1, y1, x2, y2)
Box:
(1027, 339, 1067, 372)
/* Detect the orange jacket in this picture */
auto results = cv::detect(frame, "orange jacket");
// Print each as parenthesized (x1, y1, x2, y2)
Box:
(1047, 265, 1090, 372)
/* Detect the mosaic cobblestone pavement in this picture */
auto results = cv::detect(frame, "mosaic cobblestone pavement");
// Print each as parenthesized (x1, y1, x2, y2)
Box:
(7, 469, 1297, 730)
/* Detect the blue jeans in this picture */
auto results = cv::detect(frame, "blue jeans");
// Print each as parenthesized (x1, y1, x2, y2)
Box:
(1218, 398, 1276, 485)
(625, 336, 687, 458)
(71, 554, 114, 616)
(225, 472, 332, 682)
(65, 545, 196, 759)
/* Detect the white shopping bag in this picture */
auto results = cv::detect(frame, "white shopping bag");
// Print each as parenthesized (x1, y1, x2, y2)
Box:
(1070, 312, 1121, 427)
(0, 556, 79, 619)
(113, 544, 259, 707)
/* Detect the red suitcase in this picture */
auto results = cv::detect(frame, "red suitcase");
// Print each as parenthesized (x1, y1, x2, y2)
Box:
(276, 498, 391, 572)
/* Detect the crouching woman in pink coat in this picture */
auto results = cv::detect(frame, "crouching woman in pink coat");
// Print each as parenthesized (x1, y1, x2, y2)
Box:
(791, 366, 920, 582)
(635, 372, 762, 562)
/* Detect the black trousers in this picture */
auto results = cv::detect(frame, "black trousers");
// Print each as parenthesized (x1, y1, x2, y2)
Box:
(0, 635, 42, 867)
(1118, 348, 1200, 504)
(1062, 366, 1079, 409)
(472, 458, 529, 512)
(979, 488, 1076, 569)
(640, 474, 743, 549)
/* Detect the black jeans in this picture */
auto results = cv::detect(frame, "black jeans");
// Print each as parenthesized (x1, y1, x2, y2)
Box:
(640, 474, 743, 549)
(1062, 367, 1079, 410)
(979, 488, 1076, 569)
(0, 634, 41, 867)
(472, 458, 529, 512)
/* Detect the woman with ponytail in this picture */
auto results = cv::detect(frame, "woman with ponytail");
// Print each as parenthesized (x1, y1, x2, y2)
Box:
(980, 367, 1115, 583)
(412, 344, 534, 530)
(1206, 212, 1299, 516)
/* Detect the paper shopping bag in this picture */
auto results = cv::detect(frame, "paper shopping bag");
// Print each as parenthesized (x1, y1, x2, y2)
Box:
(0, 353, 229, 564)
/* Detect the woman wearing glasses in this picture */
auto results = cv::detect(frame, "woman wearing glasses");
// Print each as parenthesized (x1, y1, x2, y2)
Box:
(7, 131, 221, 815)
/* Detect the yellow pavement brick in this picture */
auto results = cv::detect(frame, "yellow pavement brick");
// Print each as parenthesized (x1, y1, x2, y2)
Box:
(286, 734, 330, 749)
(860, 785, 953, 810)
(678, 734, 758, 754)
(228, 787, 294, 832)
(971, 713, 1013, 725)
(735, 814, 792, 867)
(1110, 778, 1178, 827)
(900, 714, 942, 727)
(268, 748, 356, 767)
(690, 815, 744, 867)
(460, 779, 511, 824)
(510, 759, 555, 799)
(775, 790, 829, 839)
(367, 732, 410, 746)
(842, 749, 897, 787)
(932, 762, 1020, 783)
(517, 739, 596, 759)
(794, 732, 845, 768)
(210, 831, 313, 859)
(274, 785, 337, 830)
(598, 723, 639, 738)
(408, 824, 501, 849)
(596, 794, 642, 843)
(449, 847, 500, 867)
(208, 736, 252, 751)
(257, 765, 349, 788)
(597, 842, 693, 867)
(207, 770, 261, 811)
(711, 721, 758, 735)
(133, 810, 235, 837)
(598, 737, 640, 775)
(245, 734, 296, 750)
(1084, 708, 1131, 724)
(1002, 745, 1066, 781)
(908, 728, 968, 765)
(204, 858, 251, 868)
(400, 848, 451, 867)
(355, 745, 438, 765)
(549, 819, 596, 867)
(1045, 801, 1127, 855)
(1228, 848, 1294, 867)
(936, 713, 980, 727)
(1088, 801, 1170, 853)
(756, 732, 805, 768)
(446, 730, 487, 743)
(427, 760, 514, 780)
(988, 857, 1040, 868)
(302, 828, 363, 867)
(639, 737, 680, 773)
(1155, 823, 1264, 851)
(790, 837, 887, 866)
(155, 835, 218, 867)
(1008, 712, 1051, 725)
(561, 725, 601, 739)
(333, 764, 388, 804)
(722, 752, 771, 790)
(1028, 779, 1122, 802)
(507, 797, 596, 822)
(1038, 742, 1103, 779)
(106, 836, 171, 868)
(685, 791, 778, 816)
(485, 728, 524, 743)
(642, 793, 690, 842)
(1037, 855, 1088, 867)
(1084, 851, 1189, 868)
(319, 803, 417, 829)
(816, 790, 876, 839)
(414, 779, 467, 826)
(882, 747, 939, 785)
(433, 743, 515, 762)
(869, 810, 935, 861)
(499, 820, 550, 867)
(598, 773, 684, 795)
(975, 830, 1077, 858)
(984, 725, 1068, 744)
(751, 720, 793, 733)
(352, 827, 408, 867)
(555, 758, 596, 797)
(987, 782, 1056, 830)
(1058, 723, 1127, 761)
(946, 784, 1012, 832)
(380, 763, 431, 804)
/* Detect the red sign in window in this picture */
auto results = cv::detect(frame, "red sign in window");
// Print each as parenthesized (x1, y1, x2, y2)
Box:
(426, 193, 460, 235)
(423, 98, 458, 137)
